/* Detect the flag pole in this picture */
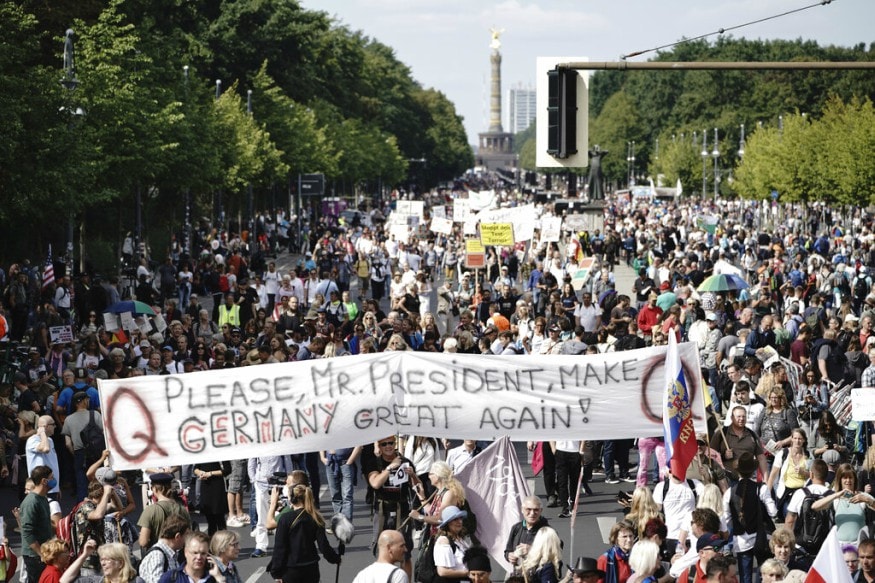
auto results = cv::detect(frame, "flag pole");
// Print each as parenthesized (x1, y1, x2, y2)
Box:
(569, 464, 585, 561)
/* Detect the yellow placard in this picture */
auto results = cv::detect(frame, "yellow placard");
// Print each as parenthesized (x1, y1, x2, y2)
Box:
(465, 239, 485, 254)
(479, 223, 514, 246)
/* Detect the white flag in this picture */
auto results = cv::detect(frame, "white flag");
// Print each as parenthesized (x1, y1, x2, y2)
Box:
(804, 526, 853, 583)
(455, 436, 531, 574)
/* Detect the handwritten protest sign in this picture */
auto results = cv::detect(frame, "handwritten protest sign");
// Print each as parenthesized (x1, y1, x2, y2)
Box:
(430, 217, 453, 235)
(480, 223, 514, 246)
(49, 325, 74, 344)
(98, 344, 707, 470)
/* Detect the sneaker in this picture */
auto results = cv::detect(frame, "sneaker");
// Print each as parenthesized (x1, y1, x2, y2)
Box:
(240, 515, 251, 525)
(547, 495, 560, 508)
(558, 509, 572, 518)
(251, 549, 267, 558)
(226, 516, 242, 528)
(605, 477, 620, 485)
(620, 476, 636, 483)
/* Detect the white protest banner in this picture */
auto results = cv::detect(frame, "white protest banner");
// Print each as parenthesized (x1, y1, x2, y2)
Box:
(429, 217, 453, 235)
(468, 190, 497, 212)
(432, 205, 446, 219)
(98, 344, 707, 470)
(49, 325, 74, 344)
(540, 216, 563, 242)
(456, 436, 530, 574)
(470, 204, 536, 243)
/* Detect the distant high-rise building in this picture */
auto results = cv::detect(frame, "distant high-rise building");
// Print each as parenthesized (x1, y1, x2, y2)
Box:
(508, 85, 536, 134)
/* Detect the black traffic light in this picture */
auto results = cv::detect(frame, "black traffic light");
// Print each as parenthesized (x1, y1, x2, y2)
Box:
(546, 67, 578, 159)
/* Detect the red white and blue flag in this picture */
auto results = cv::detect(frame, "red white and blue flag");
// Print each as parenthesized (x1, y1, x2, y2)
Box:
(805, 526, 853, 583)
(42, 245, 55, 290)
(662, 329, 697, 480)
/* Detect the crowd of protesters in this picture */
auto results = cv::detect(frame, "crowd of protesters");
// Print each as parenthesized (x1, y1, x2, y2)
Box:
(3, 187, 875, 582)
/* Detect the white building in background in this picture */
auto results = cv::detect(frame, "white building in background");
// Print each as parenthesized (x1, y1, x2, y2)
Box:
(507, 85, 536, 134)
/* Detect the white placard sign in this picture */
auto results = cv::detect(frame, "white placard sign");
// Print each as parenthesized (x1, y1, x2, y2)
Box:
(103, 313, 119, 333)
(430, 217, 453, 235)
(540, 216, 563, 242)
(432, 205, 446, 219)
(49, 325, 74, 344)
(119, 311, 136, 332)
(852, 388, 875, 421)
(98, 344, 707, 470)
(453, 199, 472, 223)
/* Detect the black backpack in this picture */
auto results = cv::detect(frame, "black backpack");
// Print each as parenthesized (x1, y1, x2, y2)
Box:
(415, 535, 456, 583)
(794, 487, 834, 554)
(80, 410, 106, 464)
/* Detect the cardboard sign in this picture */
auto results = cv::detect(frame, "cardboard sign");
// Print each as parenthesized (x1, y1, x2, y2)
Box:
(49, 325, 74, 344)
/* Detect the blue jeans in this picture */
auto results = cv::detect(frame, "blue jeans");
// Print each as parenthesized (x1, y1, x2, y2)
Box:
(603, 439, 631, 480)
(326, 462, 356, 521)
(737, 549, 755, 583)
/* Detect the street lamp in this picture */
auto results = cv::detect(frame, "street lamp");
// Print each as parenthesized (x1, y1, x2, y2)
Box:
(214, 80, 224, 229)
(701, 129, 708, 197)
(182, 65, 191, 257)
(626, 141, 635, 187)
(655, 138, 659, 161)
(711, 128, 720, 199)
(738, 123, 745, 158)
(61, 29, 80, 272)
(247, 89, 255, 258)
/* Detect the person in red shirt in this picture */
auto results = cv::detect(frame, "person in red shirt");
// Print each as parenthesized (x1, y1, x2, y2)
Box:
(676, 532, 727, 583)
(636, 292, 663, 344)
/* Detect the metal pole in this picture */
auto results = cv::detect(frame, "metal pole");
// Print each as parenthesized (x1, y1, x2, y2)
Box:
(297, 174, 304, 254)
(558, 60, 875, 71)
(712, 128, 719, 200)
(701, 130, 707, 197)
(183, 65, 191, 256)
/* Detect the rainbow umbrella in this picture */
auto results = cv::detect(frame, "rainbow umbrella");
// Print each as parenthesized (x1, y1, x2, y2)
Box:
(697, 273, 749, 293)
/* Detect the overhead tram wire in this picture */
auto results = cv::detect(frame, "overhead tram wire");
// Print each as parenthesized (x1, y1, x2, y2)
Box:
(620, 0, 836, 60)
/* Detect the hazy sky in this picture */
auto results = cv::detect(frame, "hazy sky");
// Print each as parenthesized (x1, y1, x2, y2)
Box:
(300, 0, 874, 145)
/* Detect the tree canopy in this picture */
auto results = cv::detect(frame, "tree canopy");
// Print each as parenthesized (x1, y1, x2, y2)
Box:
(0, 0, 473, 261)
(516, 36, 875, 200)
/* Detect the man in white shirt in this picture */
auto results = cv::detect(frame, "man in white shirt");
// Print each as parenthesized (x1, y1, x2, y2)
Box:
(25, 416, 61, 498)
(352, 529, 408, 583)
(575, 292, 602, 333)
(446, 440, 481, 474)
(784, 458, 832, 532)
(653, 473, 705, 554)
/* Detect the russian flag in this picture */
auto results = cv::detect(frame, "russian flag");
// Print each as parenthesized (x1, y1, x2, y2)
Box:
(805, 526, 853, 583)
(662, 329, 697, 480)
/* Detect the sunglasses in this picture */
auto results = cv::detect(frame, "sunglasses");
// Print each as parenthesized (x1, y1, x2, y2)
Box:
(378, 441, 396, 447)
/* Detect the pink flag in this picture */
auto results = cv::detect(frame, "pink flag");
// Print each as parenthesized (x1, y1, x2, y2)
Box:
(455, 436, 531, 574)
(805, 526, 853, 583)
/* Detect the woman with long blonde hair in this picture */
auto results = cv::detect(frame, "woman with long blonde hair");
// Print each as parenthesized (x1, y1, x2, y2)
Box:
(522, 527, 563, 583)
(625, 487, 659, 538)
(409, 461, 467, 536)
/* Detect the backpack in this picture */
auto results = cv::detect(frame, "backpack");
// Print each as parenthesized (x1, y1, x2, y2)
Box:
(855, 276, 871, 300)
(414, 535, 457, 583)
(80, 411, 106, 465)
(794, 487, 834, 554)
(56, 500, 85, 547)
(138, 545, 170, 577)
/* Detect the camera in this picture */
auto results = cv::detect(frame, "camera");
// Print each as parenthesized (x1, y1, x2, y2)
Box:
(826, 441, 835, 449)
(268, 471, 288, 486)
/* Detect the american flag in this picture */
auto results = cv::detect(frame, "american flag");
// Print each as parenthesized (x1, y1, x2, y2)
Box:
(42, 245, 55, 290)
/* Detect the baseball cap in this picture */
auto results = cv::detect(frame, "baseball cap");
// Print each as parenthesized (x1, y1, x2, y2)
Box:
(696, 532, 726, 552)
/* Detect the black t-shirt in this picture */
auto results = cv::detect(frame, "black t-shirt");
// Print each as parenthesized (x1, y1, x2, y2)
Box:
(363, 454, 416, 507)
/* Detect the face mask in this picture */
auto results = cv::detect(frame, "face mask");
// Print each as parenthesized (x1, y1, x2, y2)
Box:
(46, 478, 57, 490)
